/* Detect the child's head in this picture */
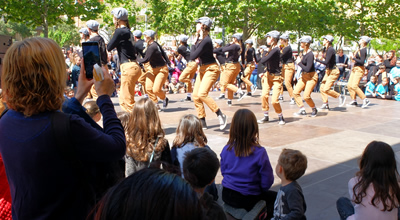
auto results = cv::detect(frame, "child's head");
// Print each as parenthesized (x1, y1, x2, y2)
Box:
(183, 148, 220, 190)
(126, 97, 165, 162)
(354, 141, 400, 211)
(227, 109, 259, 157)
(83, 101, 101, 122)
(370, 75, 377, 83)
(276, 149, 307, 182)
(65, 87, 74, 98)
(171, 77, 177, 84)
(173, 114, 207, 148)
(382, 77, 389, 86)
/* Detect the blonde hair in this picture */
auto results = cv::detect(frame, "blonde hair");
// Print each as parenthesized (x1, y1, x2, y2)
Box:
(172, 114, 207, 148)
(126, 97, 166, 162)
(83, 101, 100, 118)
(2, 37, 66, 116)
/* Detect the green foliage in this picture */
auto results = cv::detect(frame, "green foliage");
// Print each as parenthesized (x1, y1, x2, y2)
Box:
(1, 0, 105, 38)
(0, 20, 34, 39)
(102, 0, 140, 32)
(48, 23, 80, 47)
(370, 38, 400, 54)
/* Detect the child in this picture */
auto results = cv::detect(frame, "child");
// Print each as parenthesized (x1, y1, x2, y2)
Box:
(220, 109, 276, 216)
(83, 101, 102, 123)
(336, 141, 400, 220)
(393, 77, 400, 101)
(168, 77, 183, 94)
(376, 77, 390, 99)
(364, 75, 377, 98)
(183, 148, 227, 220)
(125, 97, 171, 177)
(64, 87, 74, 99)
(170, 114, 218, 200)
(272, 149, 307, 220)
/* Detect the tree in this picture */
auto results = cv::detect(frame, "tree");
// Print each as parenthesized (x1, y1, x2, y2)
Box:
(0, 0, 105, 38)
(48, 23, 81, 47)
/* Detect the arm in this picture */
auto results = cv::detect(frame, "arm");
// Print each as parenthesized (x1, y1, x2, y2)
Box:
(259, 48, 278, 65)
(107, 29, 121, 52)
(316, 48, 334, 65)
(353, 49, 366, 65)
(281, 187, 306, 220)
(252, 48, 259, 63)
(137, 44, 155, 64)
(259, 149, 274, 191)
(298, 53, 314, 72)
(189, 37, 211, 60)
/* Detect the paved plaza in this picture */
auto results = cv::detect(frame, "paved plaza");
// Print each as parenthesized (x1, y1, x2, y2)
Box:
(111, 90, 400, 220)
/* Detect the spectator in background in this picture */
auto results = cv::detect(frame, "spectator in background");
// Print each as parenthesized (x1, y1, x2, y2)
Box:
(384, 50, 397, 73)
(375, 64, 387, 85)
(389, 60, 400, 95)
(83, 101, 102, 123)
(367, 55, 383, 81)
(336, 48, 349, 79)
(71, 52, 81, 89)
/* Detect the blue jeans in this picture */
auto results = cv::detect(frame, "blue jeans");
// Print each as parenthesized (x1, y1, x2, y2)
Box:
(336, 197, 354, 220)
(250, 74, 257, 87)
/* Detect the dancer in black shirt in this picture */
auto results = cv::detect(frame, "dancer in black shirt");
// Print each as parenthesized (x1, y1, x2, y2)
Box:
(279, 34, 296, 104)
(241, 39, 258, 96)
(213, 39, 226, 72)
(178, 35, 196, 102)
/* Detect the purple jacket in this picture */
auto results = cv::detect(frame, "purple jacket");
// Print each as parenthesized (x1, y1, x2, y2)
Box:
(221, 145, 274, 196)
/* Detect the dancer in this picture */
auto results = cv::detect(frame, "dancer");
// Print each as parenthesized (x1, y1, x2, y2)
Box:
(346, 36, 371, 108)
(241, 39, 258, 96)
(107, 8, 141, 112)
(293, 36, 318, 117)
(133, 30, 147, 95)
(279, 34, 296, 104)
(316, 35, 346, 110)
(137, 30, 170, 111)
(257, 31, 286, 125)
(178, 34, 195, 101)
(213, 39, 226, 72)
(190, 17, 227, 130)
(216, 33, 246, 106)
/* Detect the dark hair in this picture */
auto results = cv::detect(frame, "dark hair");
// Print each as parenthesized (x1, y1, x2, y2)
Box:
(278, 149, 307, 181)
(389, 50, 397, 66)
(94, 168, 203, 220)
(227, 109, 259, 157)
(183, 148, 220, 189)
(353, 141, 400, 211)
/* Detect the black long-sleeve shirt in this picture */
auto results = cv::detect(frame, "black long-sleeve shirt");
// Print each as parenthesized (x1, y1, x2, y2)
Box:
(353, 48, 366, 67)
(281, 46, 294, 64)
(177, 44, 191, 62)
(135, 39, 146, 59)
(298, 50, 315, 73)
(245, 47, 258, 63)
(137, 42, 167, 67)
(213, 47, 226, 65)
(222, 44, 240, 62)
(316, 47, 336, 69)
(90, 35, 108, 65)
(189, 35, 216, 65)
(259, 47, 281, 74)
(241, 42, 246, 65)
(107, 27, 137, 63)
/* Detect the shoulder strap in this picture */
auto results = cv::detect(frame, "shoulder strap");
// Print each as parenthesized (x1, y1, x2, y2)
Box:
(0, 109, 8, 119)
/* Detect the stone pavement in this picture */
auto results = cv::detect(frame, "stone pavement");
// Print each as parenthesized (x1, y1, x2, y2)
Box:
(110, 91, 400, 220)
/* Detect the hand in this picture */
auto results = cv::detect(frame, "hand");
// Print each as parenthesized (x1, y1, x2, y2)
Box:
(94, 67, 115, 97)
(75, 58, 94, 104)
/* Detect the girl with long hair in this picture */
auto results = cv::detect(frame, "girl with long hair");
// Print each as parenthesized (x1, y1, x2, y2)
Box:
(346, 36, 371, 108)
(108, 7, 141, 112)
(190, 17, 227, 130)
(293, 36, 318, 117)
(124, 97, 171, 176)
(221, 109, 276, 217)
(337, 141, 400, 220)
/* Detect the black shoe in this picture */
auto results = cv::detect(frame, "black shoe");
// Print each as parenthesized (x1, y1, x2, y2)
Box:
(227, 100, 232, 106)
(278, 116, 286, 125)
(200, 118, 207, 130)
(163, 97, 169, 109)
(311, 108, 318, 117)
(181, 96, 191, 102)
(293, 110, 307, 116)
(361, 98, 370, 109)
(247, 92, 252, 96)
(346, 101, 358, 107)
(237, 91, 247, 101)
(217, 94, 225, 100)
(279, 96, 284, 101)
(257, 116, 269, 124)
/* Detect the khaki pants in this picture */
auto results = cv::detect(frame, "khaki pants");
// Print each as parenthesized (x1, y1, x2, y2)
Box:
(261, 73, 283, 114)
(220, 63, 241, 99)
(179, 61, 197, 93)
(119, 62, 142, 112)
(138, 62, 151, 95)
(293, 72, 318, 108)
(320, 68, 340, 103)
(347, 66, 366, 100)
(193, 63, 220, 118)
(280, 63, 295, 97)
(146, 65, 169, 103)
(242, 63, 256, 92)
